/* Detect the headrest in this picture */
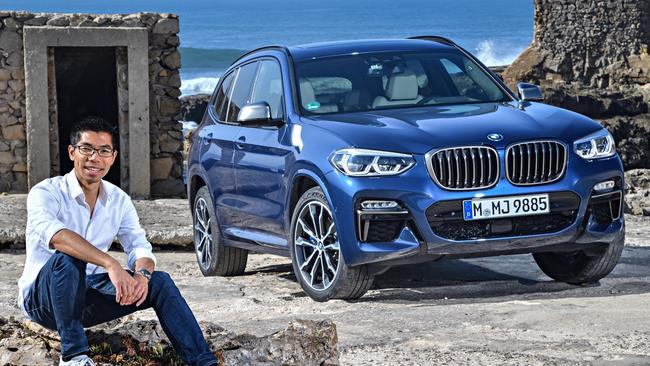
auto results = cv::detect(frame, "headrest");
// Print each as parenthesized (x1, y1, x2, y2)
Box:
(405, 60, 429, 88)
(385, 72, 418, 101)
(299, 79, 316, 108)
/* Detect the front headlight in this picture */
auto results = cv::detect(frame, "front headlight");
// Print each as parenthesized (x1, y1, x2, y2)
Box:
(329, 148, 415, 176)
(573, 129, 616, 160)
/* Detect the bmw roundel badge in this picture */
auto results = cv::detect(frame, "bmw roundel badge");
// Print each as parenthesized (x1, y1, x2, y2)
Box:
(487, 133, 503, 142)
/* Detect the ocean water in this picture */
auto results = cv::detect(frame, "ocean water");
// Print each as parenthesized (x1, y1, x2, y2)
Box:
(4, 0, 533, 95)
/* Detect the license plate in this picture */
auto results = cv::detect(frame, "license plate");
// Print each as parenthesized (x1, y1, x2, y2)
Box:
(463, 194, 549, 221)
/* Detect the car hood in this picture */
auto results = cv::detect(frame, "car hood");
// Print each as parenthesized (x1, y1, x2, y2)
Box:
(300, 102, 605, 155)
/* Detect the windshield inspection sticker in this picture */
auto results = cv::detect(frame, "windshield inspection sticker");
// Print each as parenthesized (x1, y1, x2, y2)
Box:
(306, 101, 321, 111)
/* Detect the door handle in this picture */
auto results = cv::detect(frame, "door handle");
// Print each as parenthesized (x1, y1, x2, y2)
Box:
(236, 136, 246, 149)
(203, 132, 213, 145)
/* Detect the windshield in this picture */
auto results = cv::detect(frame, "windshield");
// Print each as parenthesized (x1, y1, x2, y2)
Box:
(295, 50, 511, 115)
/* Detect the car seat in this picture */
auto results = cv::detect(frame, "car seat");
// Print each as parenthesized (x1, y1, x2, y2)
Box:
(372, 71, 422, 108)
(299, 79, 339, 113)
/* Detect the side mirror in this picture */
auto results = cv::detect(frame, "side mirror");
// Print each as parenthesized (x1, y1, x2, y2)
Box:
(516, 82, 544, 102)
(237, 102, 284, 127)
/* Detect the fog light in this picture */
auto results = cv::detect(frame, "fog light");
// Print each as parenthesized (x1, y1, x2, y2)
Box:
(594, 180, 615, 192)
(361, 200, 400, 210)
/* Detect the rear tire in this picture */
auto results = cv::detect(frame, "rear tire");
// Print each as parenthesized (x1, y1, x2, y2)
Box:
(193, 186, 248, 276)
(290, 186, 374, 301)
(533, 234, 624, 284)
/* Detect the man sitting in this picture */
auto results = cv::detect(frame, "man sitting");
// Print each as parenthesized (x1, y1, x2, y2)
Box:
(17, 116, 217, 366)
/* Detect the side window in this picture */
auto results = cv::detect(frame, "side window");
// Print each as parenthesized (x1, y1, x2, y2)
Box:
(226, 62, 258, 123)
(250, 60, 284, 119)
(213, 71, 235, 122)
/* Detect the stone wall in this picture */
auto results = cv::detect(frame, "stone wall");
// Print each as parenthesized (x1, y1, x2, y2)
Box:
(0, 11, 184, 197)
(503, 0, 650, 169)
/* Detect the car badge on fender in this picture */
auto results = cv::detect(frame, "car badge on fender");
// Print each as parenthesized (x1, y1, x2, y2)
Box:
(487, 133, 503, 141)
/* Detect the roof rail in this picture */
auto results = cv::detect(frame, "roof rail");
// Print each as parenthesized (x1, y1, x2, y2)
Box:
(230, 45, 290, 66)
(407, 35, 458, 46)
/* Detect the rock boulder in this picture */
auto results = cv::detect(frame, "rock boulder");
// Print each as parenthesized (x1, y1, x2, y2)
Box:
(0, 317, 339, 366)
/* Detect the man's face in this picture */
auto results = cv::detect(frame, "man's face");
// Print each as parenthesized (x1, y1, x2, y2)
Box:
(67, 131, 117, 185)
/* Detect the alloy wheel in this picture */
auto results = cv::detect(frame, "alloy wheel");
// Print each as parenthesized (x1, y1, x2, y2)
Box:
(294, 201, 341, 291)
(194, 197, 213, 269)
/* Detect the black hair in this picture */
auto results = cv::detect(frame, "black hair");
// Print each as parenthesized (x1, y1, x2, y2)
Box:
(69, 116, 118, 149)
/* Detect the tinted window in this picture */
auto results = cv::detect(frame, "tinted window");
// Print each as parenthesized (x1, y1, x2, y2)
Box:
(250, 60, 284, 119)
(213, 71, 235, 121)
(226, 62, 258, 122)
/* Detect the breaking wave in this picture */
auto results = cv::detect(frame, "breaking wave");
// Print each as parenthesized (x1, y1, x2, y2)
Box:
(474, 40, 525, 67)
(179, 47, 246, 95)
(180, 77, 220, 96)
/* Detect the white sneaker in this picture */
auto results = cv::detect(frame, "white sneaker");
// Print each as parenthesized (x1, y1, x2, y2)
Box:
(59, 355, 97, 366)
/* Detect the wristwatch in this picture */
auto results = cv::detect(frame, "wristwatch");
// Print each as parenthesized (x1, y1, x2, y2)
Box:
(136, 268, 152, 281)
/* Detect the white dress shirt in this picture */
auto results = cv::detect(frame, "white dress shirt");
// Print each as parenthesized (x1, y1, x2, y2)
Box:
(18, 170, 156, 317)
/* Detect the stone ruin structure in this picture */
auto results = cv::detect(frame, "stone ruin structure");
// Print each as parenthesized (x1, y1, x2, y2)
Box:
(0, 11, 184, 197)
(503, 0, 650, 170)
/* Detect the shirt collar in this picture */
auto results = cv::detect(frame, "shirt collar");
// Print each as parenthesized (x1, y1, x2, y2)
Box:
(65, 170, 111, 204)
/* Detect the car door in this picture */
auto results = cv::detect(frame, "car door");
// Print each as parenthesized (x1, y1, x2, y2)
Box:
(198, 68, 241, 231)
(233, 59, 293, 243)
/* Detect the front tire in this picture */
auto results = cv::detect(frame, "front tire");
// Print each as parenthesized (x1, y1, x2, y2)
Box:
(290, 186, 374, 301)
(193, 186, 248, 276)
(533, 234, 624, 284)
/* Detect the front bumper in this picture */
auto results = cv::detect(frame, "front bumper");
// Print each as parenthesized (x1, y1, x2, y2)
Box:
(324, 153, 625, 267)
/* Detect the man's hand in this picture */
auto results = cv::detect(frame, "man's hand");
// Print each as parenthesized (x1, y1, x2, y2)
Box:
(106, 260, 138, 305)
(49, 229, 147, 306)
(133, 273, 149, 307)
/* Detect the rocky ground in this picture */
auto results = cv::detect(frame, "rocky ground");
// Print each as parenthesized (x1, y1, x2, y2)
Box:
(1, 314, 338, 366)
(2, 241, 650, 365)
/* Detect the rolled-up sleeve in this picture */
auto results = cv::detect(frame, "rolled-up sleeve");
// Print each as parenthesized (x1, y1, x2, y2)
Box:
(117, 199, 157, 270)
(26, 185, 67, 248)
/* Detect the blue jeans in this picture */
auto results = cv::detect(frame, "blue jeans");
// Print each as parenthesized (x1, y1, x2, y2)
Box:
(23, 252, 217, 366)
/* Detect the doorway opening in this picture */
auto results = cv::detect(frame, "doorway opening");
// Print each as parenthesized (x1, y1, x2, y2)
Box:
(54, 47, 120, 187)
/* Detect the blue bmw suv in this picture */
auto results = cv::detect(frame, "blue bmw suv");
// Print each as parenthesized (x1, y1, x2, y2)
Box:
(187, 37, 624, 301)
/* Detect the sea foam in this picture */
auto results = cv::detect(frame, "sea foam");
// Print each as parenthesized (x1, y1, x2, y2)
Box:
(180, 77, 220, 96)
(475, 40, 526, 66)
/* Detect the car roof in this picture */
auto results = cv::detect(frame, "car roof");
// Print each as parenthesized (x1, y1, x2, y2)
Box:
(286, 38, 457, 61)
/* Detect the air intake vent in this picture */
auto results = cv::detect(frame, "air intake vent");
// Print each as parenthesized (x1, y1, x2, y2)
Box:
(426, 146, 499, 190)
(506, 141, 566, 185)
